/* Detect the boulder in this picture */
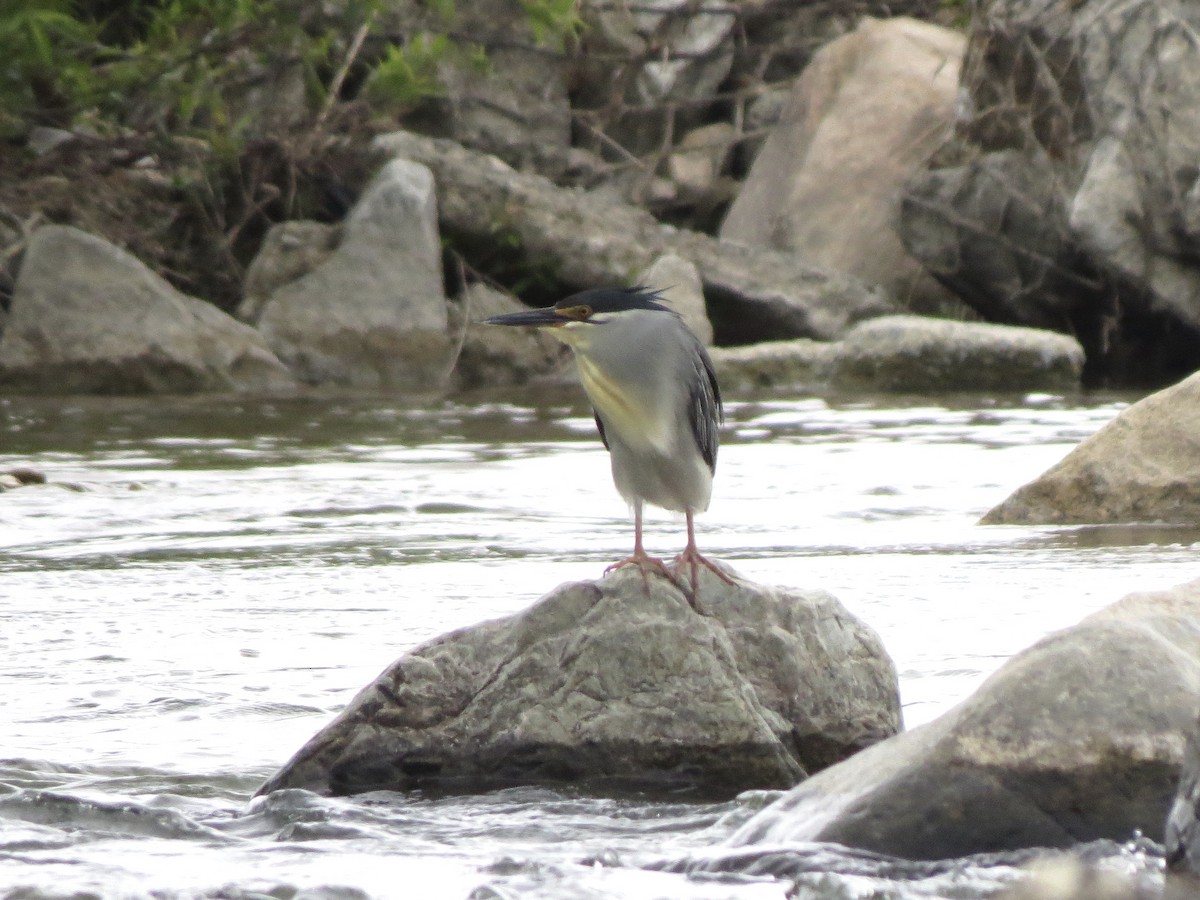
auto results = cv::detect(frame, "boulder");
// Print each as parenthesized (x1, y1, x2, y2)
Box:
(722, 580, 1200, 860)
(709, 339, 833, 394)
(721, 17, 967, 317)
(637, 253, 712, 346)
(667, 122, 737, 208)
(238, 221, 337, 324)
(449, 283, 566, 390)
(825, 315, 1085, 393)
(1167, 713, 1200, 882)
(373, 129, 896, 346)
(898, 0, 1200, 385)
(257, 159, 453, 390)
(983, 370, 1200, 525)
(0, 225, 296, 394)
(257, 564, 900, 799)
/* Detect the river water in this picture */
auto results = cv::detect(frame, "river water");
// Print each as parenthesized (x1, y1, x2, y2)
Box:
(0, 388, 1192, 899)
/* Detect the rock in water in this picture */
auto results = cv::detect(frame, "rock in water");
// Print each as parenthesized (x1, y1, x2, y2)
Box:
(722, 579, 1200, 860)
(983, 370, 1200, 524)
(258, 565, 900, 798)
(826, 315, 1084, 393)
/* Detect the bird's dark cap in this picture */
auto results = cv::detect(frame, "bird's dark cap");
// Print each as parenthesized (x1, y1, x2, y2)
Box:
(555, 286, 671, 315)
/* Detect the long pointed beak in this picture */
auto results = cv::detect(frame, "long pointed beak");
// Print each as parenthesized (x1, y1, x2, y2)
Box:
(483, 308, 563, 328)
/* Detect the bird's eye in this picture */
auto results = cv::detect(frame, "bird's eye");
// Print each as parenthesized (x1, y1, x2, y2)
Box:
(560, 305, 591, 320)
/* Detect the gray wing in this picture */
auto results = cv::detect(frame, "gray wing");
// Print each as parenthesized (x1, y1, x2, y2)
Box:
(592, 409, 610, 451)
(689, 340, 722, 472)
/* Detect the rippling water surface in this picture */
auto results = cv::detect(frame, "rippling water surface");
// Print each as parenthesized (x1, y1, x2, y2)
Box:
(0, 388, 1192, 898)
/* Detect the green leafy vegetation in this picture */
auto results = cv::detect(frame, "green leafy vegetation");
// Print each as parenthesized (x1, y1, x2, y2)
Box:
(367, 33, 450, 112)
(521, 0, 584, 48)
(0, 0, 584, 141)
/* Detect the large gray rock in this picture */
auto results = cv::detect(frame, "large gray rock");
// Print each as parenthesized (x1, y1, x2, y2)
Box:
(723, 580, 1200, 860)
(899, 0, 1200, 384)
(709, 339, 833, 394)
(983, 370, 1200, 525)
(449, 283, 566, 390)
(238, 221, 337, 324)
(258, 564, 901, 798)
(0, 225, 296, 394)
(373, 129, 896, 346)
(721, 17, 967, 317)
(257, 159, 452, 390)
(826, 315, 1085, 393)
(637, 253, 712, 346)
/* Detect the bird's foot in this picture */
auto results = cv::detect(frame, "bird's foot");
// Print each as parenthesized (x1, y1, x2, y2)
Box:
(605, 550, 675, 595)
(671, 547, 734, 608)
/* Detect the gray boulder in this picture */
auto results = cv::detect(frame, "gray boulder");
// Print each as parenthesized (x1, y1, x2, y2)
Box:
(898, 0, 1200, 384)
(257, 564, 900, 798)
(373, 129, 896, 346)
(983, 370, 1200, 525)
(709, 339, 833, 394)
(449, 283, 566, 390)
(825, 315, 1085, 393)
(637, 253, 712, 347)
(721, 17, 967, 317)
(0, 225, 296, 394)
(724, 580, 1200, 860)
(667, 123, 737, 212)
(238, 221, 337, 324)
(257, 159, 452, 390)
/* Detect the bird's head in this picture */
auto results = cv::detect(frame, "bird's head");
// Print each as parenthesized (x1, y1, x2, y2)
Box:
(483, 287, 671, 348)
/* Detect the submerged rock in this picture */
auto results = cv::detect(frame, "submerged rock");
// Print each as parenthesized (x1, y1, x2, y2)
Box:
(724, 579, 1200, 860)
(258, 564, 900, 799)
(0, 225, 296, 395)
(983, 370, 1200, 524)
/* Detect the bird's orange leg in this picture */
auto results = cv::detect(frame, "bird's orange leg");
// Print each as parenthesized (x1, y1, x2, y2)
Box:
(605, 502, 673, 592)
(672, 511, 734, 599)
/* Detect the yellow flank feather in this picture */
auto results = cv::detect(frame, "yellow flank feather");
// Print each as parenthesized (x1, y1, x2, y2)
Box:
(576, 354, 673, 454)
